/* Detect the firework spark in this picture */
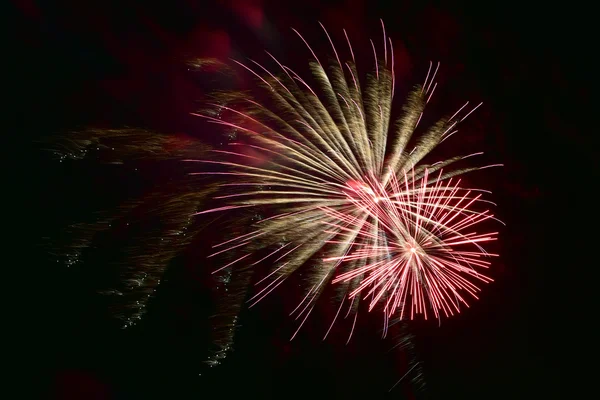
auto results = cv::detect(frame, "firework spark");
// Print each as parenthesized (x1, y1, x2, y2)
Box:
(324, 168, 501, 322)
(190, 21, 501, 335)
(44, 128, 216, 327)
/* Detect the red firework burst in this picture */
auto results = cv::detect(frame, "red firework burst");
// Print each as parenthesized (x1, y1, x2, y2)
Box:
(324, 168, 501, 323)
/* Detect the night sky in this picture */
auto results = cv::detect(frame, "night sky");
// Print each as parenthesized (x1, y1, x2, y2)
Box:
(17, 1, 592, 399)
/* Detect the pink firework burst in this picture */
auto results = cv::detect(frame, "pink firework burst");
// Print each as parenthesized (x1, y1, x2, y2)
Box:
(324, 168, 502, 324)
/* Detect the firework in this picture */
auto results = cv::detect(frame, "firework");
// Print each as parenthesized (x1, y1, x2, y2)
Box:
(44, 128, 215, 327)
(191, 20, 502, 336)
(324, 168, 500, 326)
(43, 127, 209, 163)
(45, 125, 252, 369)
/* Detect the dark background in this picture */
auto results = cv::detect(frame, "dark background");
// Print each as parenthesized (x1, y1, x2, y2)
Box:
(14, 0, 593, 398)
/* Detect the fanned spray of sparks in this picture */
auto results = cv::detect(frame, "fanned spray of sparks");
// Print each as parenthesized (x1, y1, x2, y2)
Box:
(190, 20, 502, 336)
(324, 169, 500, 322)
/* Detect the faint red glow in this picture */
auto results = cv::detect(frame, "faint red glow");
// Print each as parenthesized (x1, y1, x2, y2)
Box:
(189, 28, 231, 61)
(228, 0, 264, 29)
(54, 370, 110, 400)
(14, 0, 41, 20)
